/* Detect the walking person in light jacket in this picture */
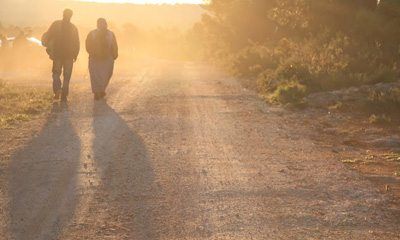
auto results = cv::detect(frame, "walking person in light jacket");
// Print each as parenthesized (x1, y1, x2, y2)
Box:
(86, 18, 118, 101)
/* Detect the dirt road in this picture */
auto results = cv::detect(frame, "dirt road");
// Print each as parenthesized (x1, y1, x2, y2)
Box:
(1, 62, 399, 239)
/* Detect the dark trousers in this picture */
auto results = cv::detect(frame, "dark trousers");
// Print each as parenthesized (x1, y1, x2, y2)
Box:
(52, 59, 73, 96)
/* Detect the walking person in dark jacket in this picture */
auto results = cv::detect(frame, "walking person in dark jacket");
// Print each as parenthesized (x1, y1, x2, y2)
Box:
(86, 18, 118, 100)
(42, 9, 80, 102)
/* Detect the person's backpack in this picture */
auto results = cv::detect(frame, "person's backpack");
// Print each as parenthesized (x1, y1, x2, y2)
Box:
(41, 32, 54, 60)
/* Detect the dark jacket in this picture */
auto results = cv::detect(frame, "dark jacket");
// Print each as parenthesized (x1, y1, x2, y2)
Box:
(43, 20, 80, 60)
(86, 29, 118, 60)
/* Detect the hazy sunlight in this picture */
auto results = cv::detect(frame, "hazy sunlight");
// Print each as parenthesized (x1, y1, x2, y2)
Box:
(77, 0, 204, 4)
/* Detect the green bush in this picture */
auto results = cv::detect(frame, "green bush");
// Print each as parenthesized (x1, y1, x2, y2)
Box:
(369, 66, 398, 84)
(368, 87, 400, 113)
(198, 0, 400, 101)
(369, 114, 392, 125)
(257, 69, 276, 94)
(231, 46, 276, 78)
(272, 81, 307, 104)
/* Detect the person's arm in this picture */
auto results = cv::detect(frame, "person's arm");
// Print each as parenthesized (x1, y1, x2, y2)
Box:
(72, 25, 80, 61)
(111, 32, 118, 60)
(85, 31, 94, 56)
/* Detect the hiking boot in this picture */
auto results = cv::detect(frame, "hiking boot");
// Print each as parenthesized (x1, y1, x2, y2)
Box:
(53, 92, 61, 100)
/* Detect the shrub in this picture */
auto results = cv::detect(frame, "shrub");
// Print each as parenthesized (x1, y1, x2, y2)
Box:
(257, 69, 276, 94)
(231, 45, 277, 79)
(368, 87, 400, 113)
(369, 114, 392, 125)
(198, 0, 400, 101)
(369, 65, 398, 84)
(272, 81, 307, 104)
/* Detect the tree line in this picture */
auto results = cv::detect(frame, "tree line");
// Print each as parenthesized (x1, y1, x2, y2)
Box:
(193, 0, 400, 103)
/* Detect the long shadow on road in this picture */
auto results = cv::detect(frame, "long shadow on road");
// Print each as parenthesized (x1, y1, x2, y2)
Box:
(9, 103, 81, 240)
(92, 101, 159, 239)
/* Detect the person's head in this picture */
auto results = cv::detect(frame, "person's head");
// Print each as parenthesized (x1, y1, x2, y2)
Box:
(97, 18, 108, 31)
(63, 9, 73, 22)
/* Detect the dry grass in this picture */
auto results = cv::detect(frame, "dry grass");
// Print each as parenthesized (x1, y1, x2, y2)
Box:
(0, 79, 52, 128)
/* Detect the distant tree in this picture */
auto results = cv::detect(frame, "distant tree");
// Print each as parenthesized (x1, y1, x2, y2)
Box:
(197, 0, 400, 93)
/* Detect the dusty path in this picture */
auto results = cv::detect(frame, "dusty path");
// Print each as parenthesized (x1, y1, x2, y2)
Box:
(1, 61, 399, 239)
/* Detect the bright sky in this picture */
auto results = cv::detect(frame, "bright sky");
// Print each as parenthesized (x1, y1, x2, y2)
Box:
(77, 0, 204, 4)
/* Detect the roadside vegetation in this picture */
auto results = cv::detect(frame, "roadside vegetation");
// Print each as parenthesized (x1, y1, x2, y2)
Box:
(194, 0, 400, 106)
(367, 86, 400, 124)
(0, 79, 52, 129)
(2, 0, 400, 124)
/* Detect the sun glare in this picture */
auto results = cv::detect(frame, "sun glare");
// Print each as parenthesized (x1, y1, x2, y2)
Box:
(77, 0, 205, 4)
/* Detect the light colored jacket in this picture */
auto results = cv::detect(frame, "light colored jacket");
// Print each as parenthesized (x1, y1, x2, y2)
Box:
(85, 29, 118, 60)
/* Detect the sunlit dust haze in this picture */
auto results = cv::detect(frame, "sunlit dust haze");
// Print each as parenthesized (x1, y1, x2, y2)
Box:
(0, 0, 206, 82)
(77, 0, 204, 4)
(0, 0, 205, 28)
